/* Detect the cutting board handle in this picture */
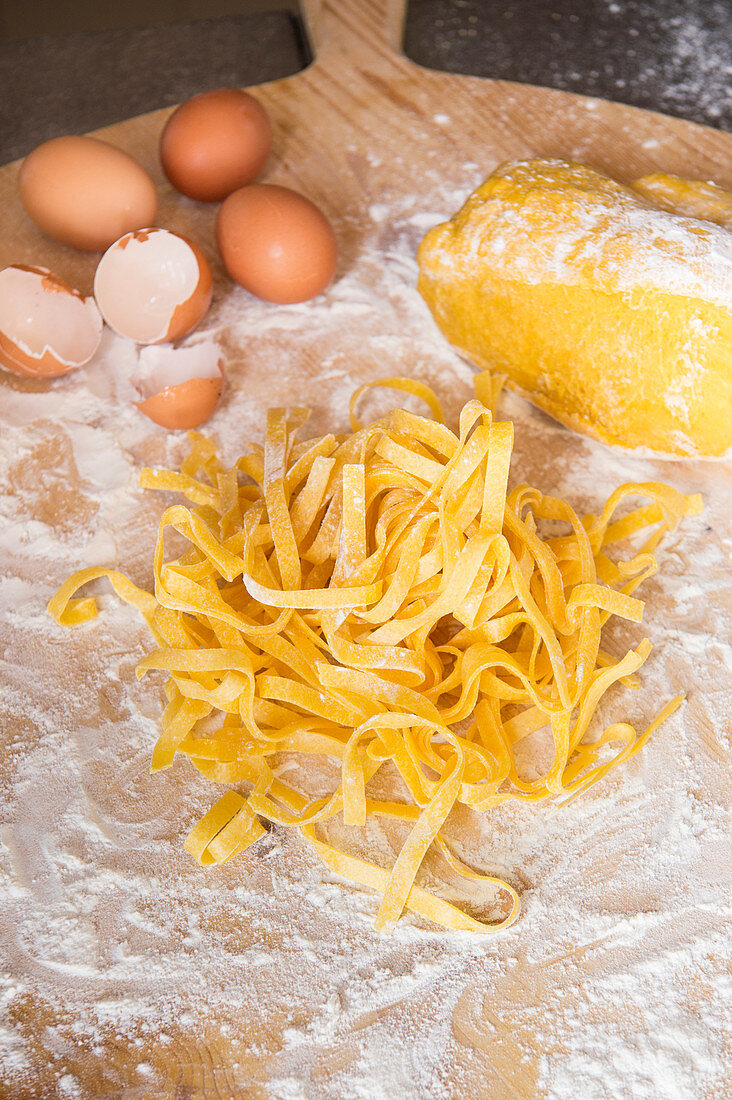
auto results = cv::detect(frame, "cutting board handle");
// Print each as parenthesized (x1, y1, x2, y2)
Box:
(300, 0, 408, 63)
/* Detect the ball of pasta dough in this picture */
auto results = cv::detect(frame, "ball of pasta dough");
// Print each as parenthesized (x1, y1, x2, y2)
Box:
(417, 158, 732, 458)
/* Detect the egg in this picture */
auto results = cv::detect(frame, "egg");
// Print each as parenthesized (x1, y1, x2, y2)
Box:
(160, 88, 272, 203)
(0, 265, 102, 377)
(216, 184, 338, 303)
(132, 339, 224, 430)
(93, 228, 212, 344)
(19, 136, 158, 252)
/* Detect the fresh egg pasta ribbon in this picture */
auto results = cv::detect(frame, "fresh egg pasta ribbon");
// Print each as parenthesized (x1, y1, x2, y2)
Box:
(49, 372, 701, 934)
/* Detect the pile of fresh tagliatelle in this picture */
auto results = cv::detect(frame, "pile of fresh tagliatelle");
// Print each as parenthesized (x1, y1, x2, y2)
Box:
(49, 373, 701, 935)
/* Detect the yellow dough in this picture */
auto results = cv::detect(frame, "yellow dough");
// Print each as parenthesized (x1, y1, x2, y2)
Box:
(417, 159, 732, 457)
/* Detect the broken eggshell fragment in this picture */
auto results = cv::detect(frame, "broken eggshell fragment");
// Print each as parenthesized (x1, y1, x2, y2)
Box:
(0, 264, 103, 377)
(93, 228, 213, 344)
(132, 338, 224, 429)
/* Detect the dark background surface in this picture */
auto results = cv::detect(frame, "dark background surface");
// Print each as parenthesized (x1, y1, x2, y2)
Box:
(1, 0, 731, 163)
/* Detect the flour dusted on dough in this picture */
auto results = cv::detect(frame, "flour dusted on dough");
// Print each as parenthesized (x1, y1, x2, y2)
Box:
(422, 159, 732, 307)
(0, 170, 730, 1099)
(418, 159, 732, 456)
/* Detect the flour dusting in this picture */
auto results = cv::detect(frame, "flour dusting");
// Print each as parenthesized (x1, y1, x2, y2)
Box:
(1, 161, 730, 1100)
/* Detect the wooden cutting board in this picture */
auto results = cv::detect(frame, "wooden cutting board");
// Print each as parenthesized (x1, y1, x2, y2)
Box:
(1, 2, 730, 1097)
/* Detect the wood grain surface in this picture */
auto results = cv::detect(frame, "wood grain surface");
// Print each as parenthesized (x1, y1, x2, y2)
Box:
(1, 2, 730, 1097)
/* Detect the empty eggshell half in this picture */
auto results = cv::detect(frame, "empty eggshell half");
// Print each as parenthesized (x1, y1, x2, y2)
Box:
(0, 264, 103, 377)
(133, 338, 224, 429)
(94, 228, 213, 344)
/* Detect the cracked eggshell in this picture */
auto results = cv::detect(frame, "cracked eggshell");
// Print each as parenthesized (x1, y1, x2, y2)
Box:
(133, 338, 224, 430)
(0, 265, 103, 377)
(93, 228, 213, 344)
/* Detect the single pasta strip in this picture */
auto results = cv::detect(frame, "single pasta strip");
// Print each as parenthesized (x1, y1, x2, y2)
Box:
(376, 749, 465, 930)
(301, 824, 518, 934)
(243, 574, 382, 610)
(48, 567, 157, 625)
(349, 376, 445, 431)
(184, 790, 266, 864)
(151, 694, 211, 771)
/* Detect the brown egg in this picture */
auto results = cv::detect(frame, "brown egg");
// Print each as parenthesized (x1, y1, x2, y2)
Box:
(216, 184, 338, 303)
(160, 88, 272, 203)
(0, 265, 102, 377)
(19, 136, 158, 252)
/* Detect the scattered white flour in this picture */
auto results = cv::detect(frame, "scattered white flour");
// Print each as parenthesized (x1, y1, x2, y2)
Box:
(1, 113, 731, 1100)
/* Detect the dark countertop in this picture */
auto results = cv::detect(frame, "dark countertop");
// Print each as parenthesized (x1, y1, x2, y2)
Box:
(1, 0, 731, 165)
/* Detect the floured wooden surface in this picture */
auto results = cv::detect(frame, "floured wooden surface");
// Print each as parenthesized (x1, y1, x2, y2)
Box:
(1, 2, 730, 1096)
